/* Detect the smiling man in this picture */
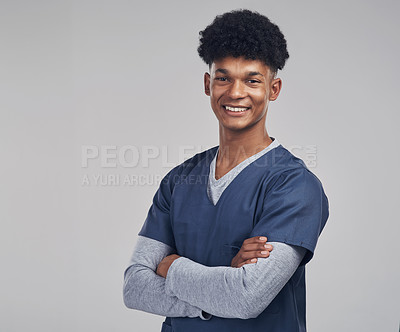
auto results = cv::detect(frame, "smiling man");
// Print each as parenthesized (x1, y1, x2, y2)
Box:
(123, 9, 329, 332)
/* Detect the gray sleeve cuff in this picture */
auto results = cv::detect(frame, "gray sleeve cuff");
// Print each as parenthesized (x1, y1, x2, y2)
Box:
(200, 310, 212, 320)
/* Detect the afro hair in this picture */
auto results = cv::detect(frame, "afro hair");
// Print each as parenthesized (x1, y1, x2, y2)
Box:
(198, 9, 289, 74)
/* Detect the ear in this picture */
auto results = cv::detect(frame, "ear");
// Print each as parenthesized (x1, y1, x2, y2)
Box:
(269, 78, 282, 101)
(204, 72, 210, 96)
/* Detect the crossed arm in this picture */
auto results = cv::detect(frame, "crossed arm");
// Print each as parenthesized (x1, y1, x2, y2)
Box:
(123, 235, 306, 320)
(123, 235, 205, 319)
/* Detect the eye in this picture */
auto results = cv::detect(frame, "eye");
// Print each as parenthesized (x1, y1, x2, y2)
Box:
(248, 79, 261, 84)
(215, 77, 228, 81)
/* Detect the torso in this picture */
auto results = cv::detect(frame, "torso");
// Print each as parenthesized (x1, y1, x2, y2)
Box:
(165, 144, 309, 331)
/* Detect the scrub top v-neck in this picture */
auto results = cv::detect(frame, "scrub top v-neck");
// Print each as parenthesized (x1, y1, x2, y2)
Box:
(138, 140, 329, 332)
(207, 137, 281, 206)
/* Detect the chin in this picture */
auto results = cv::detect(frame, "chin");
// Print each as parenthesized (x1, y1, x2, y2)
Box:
(220, 121, 251, 132)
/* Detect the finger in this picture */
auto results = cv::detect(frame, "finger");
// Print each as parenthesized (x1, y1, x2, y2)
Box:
(237, 258, 258, 268)
(243, 236, 268, 245)
(238, 250, 271, 261)
(241, 243, 273, 252)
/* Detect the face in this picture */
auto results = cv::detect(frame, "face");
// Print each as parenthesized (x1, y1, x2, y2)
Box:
(204, 56, 282, 133)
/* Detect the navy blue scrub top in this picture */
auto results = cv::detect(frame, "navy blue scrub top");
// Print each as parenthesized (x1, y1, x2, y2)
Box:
(139, 144, 329, 332)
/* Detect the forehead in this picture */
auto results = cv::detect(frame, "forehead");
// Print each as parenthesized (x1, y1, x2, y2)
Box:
(210, 56, 270, 77)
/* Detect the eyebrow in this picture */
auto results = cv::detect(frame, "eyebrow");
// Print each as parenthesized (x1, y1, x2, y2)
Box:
(215, 68, 264, 77)
(248, 71, 264, 77)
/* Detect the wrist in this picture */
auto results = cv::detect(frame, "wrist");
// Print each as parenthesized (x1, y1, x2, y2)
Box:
(165, 256, 181, 279)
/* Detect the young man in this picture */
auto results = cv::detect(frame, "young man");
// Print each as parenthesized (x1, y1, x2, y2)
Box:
(123, 9, 329, 332)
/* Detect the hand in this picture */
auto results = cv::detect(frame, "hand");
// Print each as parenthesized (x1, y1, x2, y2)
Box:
(231, 236, 273, 268)
(156, 254, 181, 278)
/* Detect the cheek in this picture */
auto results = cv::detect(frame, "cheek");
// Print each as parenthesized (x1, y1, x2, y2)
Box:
(211, 83, 226, 94)
(252, 97, 265, 107)
(210, 88, 224, 102)
(253, 90, 269, 105)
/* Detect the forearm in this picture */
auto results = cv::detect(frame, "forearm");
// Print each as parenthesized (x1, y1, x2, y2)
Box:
(123, 236, 206, 319)
(164, 242, 306, 319)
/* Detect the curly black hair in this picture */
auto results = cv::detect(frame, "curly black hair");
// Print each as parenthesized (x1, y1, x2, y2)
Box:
(197, 9, 289, 74)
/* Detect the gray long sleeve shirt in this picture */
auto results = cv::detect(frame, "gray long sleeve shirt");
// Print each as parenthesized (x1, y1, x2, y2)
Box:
(123, 236, 306, 320)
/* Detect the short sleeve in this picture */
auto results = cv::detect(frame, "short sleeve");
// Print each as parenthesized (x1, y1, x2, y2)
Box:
(250, 168, 329, 265)
(138, 169, 177, 249)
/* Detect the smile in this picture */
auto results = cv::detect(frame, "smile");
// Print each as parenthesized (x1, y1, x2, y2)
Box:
(223, 105, 251, 112)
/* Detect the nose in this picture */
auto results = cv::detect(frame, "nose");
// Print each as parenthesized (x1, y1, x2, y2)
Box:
(228, 80, 247, 99)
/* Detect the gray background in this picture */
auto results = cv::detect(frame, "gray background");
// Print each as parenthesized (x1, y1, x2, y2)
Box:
(1, 0, 399, 331)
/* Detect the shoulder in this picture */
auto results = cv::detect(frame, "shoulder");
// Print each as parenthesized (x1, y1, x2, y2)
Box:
(264, 144, 325, 195)
(159, 145, 218, 189)
(265, 145, 329, 224)
(253, 142, 306, 182)
(267, 143, 308, 174)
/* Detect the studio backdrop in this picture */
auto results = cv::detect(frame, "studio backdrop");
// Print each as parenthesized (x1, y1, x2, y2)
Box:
(1, 0, 399, 331)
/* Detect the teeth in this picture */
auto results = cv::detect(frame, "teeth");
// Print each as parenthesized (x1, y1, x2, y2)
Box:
(225, 106, 249, 112)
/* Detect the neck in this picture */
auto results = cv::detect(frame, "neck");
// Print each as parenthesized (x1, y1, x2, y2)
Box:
(217, 121, 273, 168)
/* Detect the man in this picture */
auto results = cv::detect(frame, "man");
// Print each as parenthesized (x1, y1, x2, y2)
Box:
(123, 9, 329, 332)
